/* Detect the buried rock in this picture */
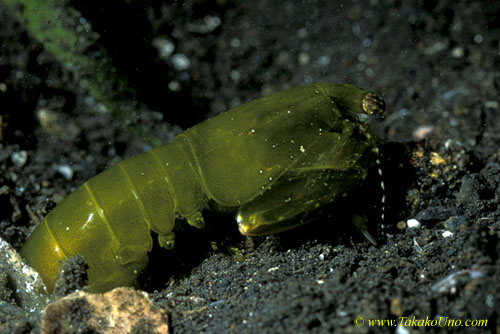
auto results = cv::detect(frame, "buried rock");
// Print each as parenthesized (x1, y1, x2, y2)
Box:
(41, 287, 169, 334)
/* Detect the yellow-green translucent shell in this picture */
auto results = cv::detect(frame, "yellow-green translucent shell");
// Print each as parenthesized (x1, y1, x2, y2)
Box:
(21, 83, 384, 293)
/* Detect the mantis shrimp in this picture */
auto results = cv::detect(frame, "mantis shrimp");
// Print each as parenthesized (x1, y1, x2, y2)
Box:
(21, 83, 385, 293)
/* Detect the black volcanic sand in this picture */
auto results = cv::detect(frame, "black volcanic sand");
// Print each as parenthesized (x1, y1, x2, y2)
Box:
(1, 1, 499, 333)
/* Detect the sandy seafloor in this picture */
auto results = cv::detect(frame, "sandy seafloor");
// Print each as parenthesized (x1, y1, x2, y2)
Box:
(1, 1, 499, 333)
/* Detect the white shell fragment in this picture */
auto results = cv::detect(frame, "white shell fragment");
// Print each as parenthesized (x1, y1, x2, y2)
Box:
(406, 219, 421, 229)
(442, 231, 454, 238)
(0, 236, 49, 314)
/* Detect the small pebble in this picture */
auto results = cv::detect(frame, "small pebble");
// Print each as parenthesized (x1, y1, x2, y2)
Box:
(11, 151, 28, 167)
(407, 219, 421, 229)
(171, 54, 190, 71)
(56, 165, 74, 180)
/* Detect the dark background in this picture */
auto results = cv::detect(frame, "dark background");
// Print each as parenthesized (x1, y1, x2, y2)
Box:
(1, 0, 499, 333)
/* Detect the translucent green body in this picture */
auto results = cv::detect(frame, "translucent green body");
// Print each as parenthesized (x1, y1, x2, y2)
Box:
(21, 83, 385, 293)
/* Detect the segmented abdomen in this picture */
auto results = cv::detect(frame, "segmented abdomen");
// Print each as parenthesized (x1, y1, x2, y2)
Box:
(21, 138, 202, 292)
